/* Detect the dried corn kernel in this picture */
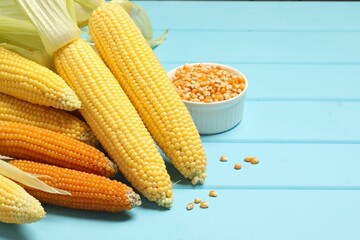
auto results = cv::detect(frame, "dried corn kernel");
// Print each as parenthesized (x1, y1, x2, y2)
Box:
(220, 155, 228, 162)
(171, 64, 246, 103)
(251, 158, 260, 165)
(194, 198, 201, 204)
(234, 163, 242, 170)
(200, 201, 209, 209)
(186, 203, 194, 211)
(244, 156, 255, 162)
(209, 190, 218, 197)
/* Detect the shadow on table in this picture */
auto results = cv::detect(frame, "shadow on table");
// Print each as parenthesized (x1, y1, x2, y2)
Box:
(44, 204, 133, 222)
(113, 155, 192, 186)
(165, 160, 192, 186)
(0, 223, 29, 240)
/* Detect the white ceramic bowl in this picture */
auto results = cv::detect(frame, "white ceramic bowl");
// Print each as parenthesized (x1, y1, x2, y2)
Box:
(168, 63, 248, 135)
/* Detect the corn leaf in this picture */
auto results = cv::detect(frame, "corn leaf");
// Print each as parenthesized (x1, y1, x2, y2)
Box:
(0, 0, 166, 69)
(0, 7, 52, 67)
(0, 0, 26, 19)
(66, 0, 77, 23)
(0, 159, 70, 195)
(74, 0, 104, 10)
(74, 3, 92, 28)
(15, 0, 80, 55)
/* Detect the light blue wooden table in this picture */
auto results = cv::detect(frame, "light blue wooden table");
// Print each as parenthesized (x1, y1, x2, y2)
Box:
(1, 1, 360, 239)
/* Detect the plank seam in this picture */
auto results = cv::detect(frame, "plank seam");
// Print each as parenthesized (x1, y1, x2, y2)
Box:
(201, 139, 360, 144)
(173, 185, 360, 190)
(246, 98, 360, 102)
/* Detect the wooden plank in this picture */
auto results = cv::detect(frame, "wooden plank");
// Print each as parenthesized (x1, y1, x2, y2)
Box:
(139, 1, 360, 31)
(162, 64, 360, 101)
(166, 143, 360, 188)
(3, 190, 359, 240)
(153, 31, 360, 63)
(201, 101, 360, 142)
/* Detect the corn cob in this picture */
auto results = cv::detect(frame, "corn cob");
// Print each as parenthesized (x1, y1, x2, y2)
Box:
(89, 2, 207, 184)
(0, 174, 45, 224)
(0, 121, 117, 178)
(0, 92, 98, 146)
(10, 160, 141, 212)
(0, 46, 81, 111)
(54, 39, 173, 207)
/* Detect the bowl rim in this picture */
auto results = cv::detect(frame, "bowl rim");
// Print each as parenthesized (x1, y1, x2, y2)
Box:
(167, 62, 248, 106)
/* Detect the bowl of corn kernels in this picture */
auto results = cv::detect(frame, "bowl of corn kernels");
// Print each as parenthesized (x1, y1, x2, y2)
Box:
(168, 63, 248, 135)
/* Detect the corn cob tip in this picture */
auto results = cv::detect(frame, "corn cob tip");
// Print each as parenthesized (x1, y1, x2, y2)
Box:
(0, 175, 46, 224)
(79, 128, 100, 147)
(191, 172, 207, 185)
(127, 190, 142, 209)
(156, 192, 174, 208)
(107, 160, 118, 178)
(59, 87, 82, 111)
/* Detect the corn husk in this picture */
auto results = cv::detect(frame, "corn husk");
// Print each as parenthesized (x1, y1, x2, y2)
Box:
(0, 0, 166, 68)
(0, 159, 70, 195)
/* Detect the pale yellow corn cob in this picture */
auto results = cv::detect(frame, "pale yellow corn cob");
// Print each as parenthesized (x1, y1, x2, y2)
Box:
(0, 92, 98, 146)
(89, 2, 207, 184)
(0, 46, 81, 111)
(0, 174, 45, 224)
(54, 39, 173, 207)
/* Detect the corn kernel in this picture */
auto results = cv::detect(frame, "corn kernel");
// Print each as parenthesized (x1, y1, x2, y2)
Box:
(234, 163, 242, 170)
(194, 198, 201, 204)
(244, 156, 254, 162)
(220, 155, 228, 162)
(209, 190, 218, 197)
(251, 158, 260, 165)
(200, 201, 209, 209)
(186, 203, 194, 211)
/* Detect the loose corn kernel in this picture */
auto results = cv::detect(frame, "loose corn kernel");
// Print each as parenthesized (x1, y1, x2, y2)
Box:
(220, 155, 228, 162)
(200, 201, 209, 209)
(186, 203, 194, 211)
(209, 190, 218, 197)
(244, 156, 255, 162)
(194, 198, 201, 204)
(251, 158, 260, 165)
(170, 64, 246, 103)
(234, 163, 242, 170)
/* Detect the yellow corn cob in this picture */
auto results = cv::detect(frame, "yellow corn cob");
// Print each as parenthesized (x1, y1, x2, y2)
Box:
(0, 46, 81, 111)
(89, 2, 207, 184)
(0, 174, 45, 224)
(0, 92, 98, 146)
(10, 160, 141, 212)
(0, 120, 117, 178)
(54, 39, 173, 207)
